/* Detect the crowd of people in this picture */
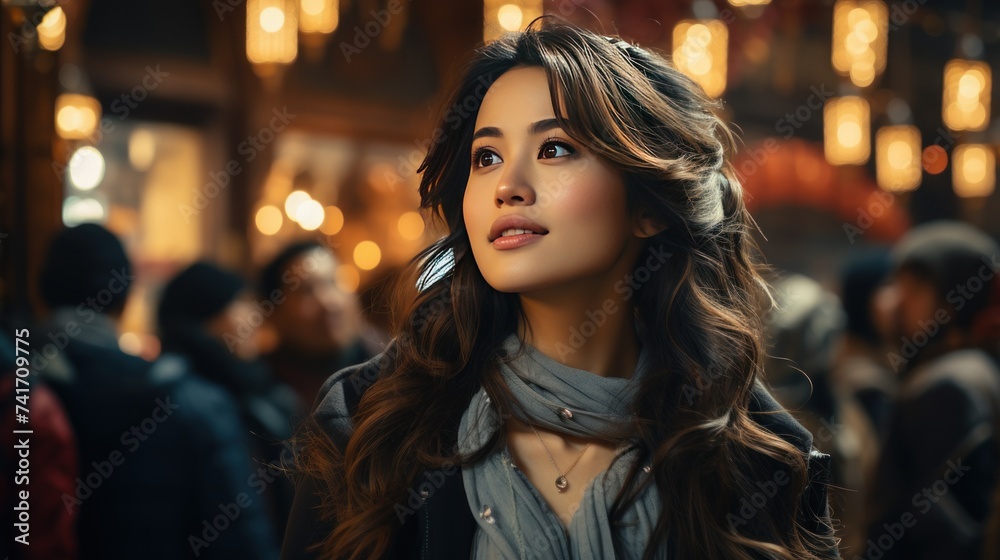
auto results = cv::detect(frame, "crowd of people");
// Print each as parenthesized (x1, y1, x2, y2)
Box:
(764, 221, 1000, 559)
(2, 217, 1000, 559)
(1, 225, 383, 559)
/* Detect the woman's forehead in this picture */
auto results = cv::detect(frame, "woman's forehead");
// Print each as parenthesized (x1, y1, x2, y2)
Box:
(475, 67, 559, 131)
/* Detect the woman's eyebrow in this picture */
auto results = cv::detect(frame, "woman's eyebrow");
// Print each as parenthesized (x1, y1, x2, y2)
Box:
(528, 118, 560, 135)
(472, 126, 502, 140)
(472, 118, 561, 141)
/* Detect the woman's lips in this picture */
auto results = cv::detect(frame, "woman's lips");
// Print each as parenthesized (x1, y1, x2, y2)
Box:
(491, 232, 546, 250)
(488, 215, 548, 242)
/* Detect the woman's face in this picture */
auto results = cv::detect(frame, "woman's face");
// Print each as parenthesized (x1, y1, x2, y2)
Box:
(463, 66, 648, 295)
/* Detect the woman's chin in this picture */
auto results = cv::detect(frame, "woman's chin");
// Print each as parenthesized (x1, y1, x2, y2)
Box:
(482, 275, 555, 295)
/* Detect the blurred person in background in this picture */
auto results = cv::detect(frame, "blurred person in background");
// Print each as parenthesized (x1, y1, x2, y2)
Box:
(764, 273, 844, 426)
(258, 240, 384, 408)
(827, 248, 898, 557)
(831, 248, 897, 442)
(865, 221, 1000, 560)
(0, 330, 78, 560)
(158, 261, 304, 543)
(37, 224, 279, 560)
(764, 273, 878, 556)
(972, 272, 1000, 559)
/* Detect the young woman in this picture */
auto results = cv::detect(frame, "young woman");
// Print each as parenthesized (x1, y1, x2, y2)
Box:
(281, 21, 839, 560)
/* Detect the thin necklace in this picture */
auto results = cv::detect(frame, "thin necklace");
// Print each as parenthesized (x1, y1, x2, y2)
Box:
(528, 422, 591, 493)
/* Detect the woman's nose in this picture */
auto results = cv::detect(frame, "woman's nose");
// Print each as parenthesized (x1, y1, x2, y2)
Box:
(494, 165, 536, 207)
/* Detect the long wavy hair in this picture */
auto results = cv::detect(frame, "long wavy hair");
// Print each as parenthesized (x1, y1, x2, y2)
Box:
(295, 20, 832, 560)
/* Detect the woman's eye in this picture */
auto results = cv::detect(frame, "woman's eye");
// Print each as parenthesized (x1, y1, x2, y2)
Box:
(539, 142, 574, 159)
(473, 149, 502, 168)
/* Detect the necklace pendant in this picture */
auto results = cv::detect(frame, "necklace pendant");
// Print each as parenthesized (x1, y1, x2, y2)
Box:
(555, 476, 568, 492)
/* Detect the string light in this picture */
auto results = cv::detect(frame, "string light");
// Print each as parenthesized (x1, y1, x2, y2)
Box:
(952, 144, 995, 198)
(247, 0, 298, 76)
(875, 126, 921, 192)
(832, 1, 887, 87)
(824, 96, 870, 165)
(943, 60, 991, 131)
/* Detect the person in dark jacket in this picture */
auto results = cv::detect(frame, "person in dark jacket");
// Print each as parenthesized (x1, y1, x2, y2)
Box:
(281, 22, 838, 560)
(158, 261, 305, 543)
(36, 224, 279, 560)
(865, 221, 1000, 560)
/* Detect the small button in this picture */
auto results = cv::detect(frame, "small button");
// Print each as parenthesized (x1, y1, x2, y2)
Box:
(479, 504, 495, 524)
(642, 465, 651, 473)
(558, 408, 573, 420)
(419, 487, 431, 498)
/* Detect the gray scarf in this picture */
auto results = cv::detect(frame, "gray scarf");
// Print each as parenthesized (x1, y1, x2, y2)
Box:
(458, 333, 667, 559)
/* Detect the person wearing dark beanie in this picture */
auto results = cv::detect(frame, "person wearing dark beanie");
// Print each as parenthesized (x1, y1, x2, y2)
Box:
(891, 221, 999, 341)
(39, 223, 133, 316)
(158, 261, 245, 326)
(158, 261, 304, 543)
(865, 221, 1000, 560)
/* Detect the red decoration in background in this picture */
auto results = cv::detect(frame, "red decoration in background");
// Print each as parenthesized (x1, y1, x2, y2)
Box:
(735, 138, 909, 242)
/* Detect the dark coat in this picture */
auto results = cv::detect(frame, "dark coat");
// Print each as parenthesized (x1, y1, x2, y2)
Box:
(866, 348, 1000, 560)
(160, 321, 306, 543)
(42, 316, 280, 560)
(281, 348, 839, 559)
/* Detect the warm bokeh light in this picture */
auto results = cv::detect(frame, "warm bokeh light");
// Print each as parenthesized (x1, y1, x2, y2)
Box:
(850, 64, 876, 87)
(335, 264, 361, 293)
(284, 190, 311, 218)
(484, 0, 542, 42)
(952, 144, 995, 198)
(824, 96, 870, 165)
(497, 4, 523, 31)
(942, 60, 991, 131)
(921, 145, 948, 175)
(729, 0, 771, 5)
(255, 205, 283, 235)
(62, 196, 106, 226)
(260, 6, 285, 32)
(832, 1, 887, 87)
(319, 205, 344, 235)
(353, 240, 381, 270)
(67, 146, 106, 191)
(38, 6, 66, 51)
(397, 211, 425, 240)
(247, 0, 298, 71)
(673, 20, 728, 98)
(55, 94, 101, 140)
(299, 0, 339, 34)
(875, 126, 921, 192)
(128, 129, 157, 171)
(295, 199, 325, 230)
